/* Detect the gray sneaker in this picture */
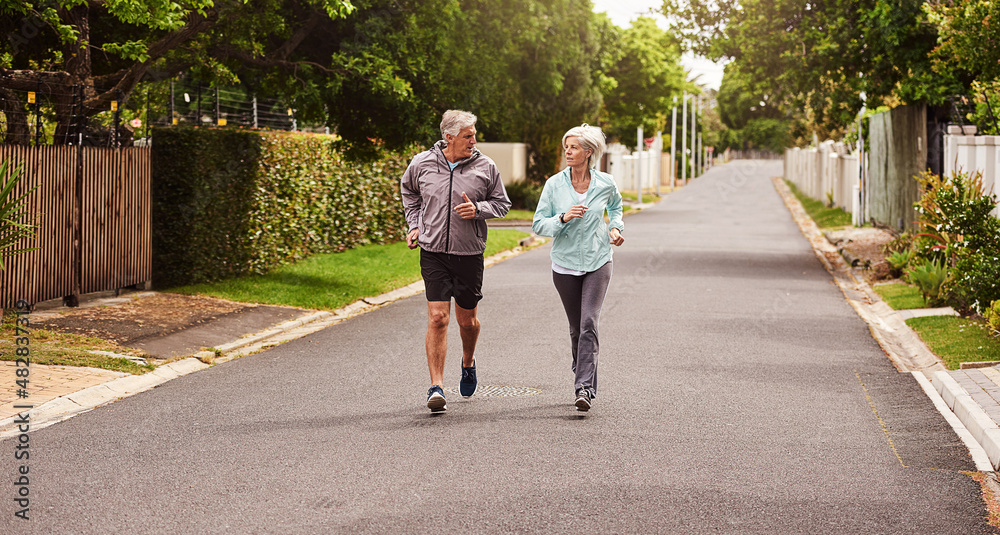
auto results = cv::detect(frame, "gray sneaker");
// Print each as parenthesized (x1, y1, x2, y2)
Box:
(575, 388, 591, 411)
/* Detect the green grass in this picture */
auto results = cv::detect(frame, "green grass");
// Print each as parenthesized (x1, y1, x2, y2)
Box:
(620, 191, 662, 202)
(873, 282, 927, 310)
(785, 180, 852, 228)
(907, 315, 1000, 369)
(503, 206, 634, 222)
(503, 209, 535, 221)
(0, 314, 155, 374)
(168, 229, 530, 310)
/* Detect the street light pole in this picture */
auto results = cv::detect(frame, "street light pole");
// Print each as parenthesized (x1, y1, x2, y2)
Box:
(671, 96, 677, 190)
(691, 96, 698, 178)
(681, 92, 687, 186)
(637, 126, 643, 204)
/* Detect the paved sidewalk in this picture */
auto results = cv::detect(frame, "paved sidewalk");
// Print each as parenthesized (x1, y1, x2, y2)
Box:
(0, 362, 126, 420)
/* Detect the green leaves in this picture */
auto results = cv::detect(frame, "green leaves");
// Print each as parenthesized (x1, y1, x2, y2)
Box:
(600, 16, 686, 147)
(0, 159, 39, 271)
(151, 127, 410, 288)
(907, 258, 950, 307)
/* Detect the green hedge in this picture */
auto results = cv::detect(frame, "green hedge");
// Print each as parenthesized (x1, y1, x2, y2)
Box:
(152, 127, 412, 288)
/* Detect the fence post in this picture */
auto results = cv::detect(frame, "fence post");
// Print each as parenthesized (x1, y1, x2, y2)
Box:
(65, 137, 84, 306)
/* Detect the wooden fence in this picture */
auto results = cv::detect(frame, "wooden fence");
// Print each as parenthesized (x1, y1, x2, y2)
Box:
(0, 144, 151, 309)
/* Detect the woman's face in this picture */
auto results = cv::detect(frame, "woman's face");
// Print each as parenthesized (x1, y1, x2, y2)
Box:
(564, 136, 592, 168)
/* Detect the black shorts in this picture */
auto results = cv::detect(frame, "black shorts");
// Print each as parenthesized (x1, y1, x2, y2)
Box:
(420, 249, 484, 310)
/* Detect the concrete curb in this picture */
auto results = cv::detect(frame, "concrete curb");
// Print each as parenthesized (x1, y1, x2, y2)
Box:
(913, 372, 993, 471)
(0, 357, 210, 438)
(933, 370, 1000, 470)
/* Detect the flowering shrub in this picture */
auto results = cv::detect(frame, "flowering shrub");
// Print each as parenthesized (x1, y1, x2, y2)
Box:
(912, 170, 1000, 313)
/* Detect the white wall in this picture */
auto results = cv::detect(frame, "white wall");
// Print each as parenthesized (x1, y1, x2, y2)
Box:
(944, 130, 1000, 217)
(477, 142, 527, 185)
(784, 141, 860, 219)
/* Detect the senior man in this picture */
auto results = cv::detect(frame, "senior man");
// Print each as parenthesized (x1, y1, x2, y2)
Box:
(400, 109, 511, 412)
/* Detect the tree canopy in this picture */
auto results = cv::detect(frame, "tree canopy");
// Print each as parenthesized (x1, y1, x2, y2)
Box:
(2, 1, 693, 180)
(662, 0, 985, 142)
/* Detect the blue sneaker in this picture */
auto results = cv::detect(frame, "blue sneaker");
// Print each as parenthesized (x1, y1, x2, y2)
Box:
(460, 359, 477, 398)
(427, 385, 447, 412)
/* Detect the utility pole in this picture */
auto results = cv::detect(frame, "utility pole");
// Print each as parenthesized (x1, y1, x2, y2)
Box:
(681, 92, 687, 186)
(637, 126, 643, 204)
(655, 131, 662, 197)
(671, 96, 677, 189)
(691, 96, 698, 179)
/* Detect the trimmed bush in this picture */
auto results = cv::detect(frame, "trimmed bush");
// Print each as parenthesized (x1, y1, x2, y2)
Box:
(152, 127, 412, 288)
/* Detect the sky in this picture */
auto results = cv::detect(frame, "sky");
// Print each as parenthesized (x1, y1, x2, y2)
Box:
(590, 0, 726, 91)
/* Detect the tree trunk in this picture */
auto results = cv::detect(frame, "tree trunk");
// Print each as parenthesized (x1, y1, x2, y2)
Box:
(54, 3, 92, 145)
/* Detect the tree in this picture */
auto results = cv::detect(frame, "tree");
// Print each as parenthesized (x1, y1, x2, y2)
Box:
(661, 0, 967, 137)
(926, 0, 1000, 84)
(0, 0, 355, 144)
(599, 16, 687, 147)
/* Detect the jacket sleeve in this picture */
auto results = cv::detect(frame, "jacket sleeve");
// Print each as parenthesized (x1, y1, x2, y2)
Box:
(606, 181, 625, 232)
(532, 180, 565, 237)
(400, 157, 422, 231)
(474, 164, 511, 220)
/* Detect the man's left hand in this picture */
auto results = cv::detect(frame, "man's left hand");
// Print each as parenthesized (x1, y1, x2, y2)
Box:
(455, 192, 477, 219)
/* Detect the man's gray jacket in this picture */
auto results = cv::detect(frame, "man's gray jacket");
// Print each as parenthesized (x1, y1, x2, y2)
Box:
(401, 140, 511, 255)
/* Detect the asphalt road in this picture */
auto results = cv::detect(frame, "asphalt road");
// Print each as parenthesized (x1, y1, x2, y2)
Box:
(3, 160, 994, 534)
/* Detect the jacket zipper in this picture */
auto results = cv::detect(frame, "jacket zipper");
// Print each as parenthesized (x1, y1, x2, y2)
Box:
(445, 164, 455, 252)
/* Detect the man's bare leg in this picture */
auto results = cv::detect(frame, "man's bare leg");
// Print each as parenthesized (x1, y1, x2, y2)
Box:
(454, 304, 480, 367)
(426, 301, 451, 387)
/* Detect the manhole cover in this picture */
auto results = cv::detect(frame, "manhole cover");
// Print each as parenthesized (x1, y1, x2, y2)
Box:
(444, 385, 540, 398)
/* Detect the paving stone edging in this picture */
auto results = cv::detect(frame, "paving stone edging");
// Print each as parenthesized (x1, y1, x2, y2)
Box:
(934, 370, 1000, 470)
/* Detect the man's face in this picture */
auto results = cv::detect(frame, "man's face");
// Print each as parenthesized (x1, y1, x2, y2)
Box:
(447, 126, 477, 159)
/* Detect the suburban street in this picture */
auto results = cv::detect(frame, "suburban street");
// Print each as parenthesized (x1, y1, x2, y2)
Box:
(2, 160, 994, 533)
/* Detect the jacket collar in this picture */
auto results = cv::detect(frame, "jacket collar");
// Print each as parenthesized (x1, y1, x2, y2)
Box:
(433, 139, 480, 167)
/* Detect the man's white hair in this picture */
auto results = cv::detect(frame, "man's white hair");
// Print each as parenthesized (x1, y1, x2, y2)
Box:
(440, 110, 478, 141)
(562, 123, 607, 169)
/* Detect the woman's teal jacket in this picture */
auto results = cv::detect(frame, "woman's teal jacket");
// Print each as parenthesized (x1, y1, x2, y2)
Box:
(532, 167, 624, 272)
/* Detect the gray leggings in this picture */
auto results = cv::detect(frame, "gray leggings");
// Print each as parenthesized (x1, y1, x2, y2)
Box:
(552, 261, 612, 397)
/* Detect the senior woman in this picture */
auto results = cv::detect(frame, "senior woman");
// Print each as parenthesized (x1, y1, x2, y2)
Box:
(532, 124, 624, 412)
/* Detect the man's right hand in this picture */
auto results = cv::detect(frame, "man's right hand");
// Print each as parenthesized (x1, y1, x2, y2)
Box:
(407, 228, 419, 249)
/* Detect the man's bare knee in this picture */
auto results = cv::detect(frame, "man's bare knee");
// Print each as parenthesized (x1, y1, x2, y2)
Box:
(457, 315, 480, 331)
(428, 306, 450, 329)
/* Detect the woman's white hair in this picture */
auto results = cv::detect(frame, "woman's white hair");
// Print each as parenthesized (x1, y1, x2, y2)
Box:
(440, 110, 477, 140)
(562, 123, 606, 169)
